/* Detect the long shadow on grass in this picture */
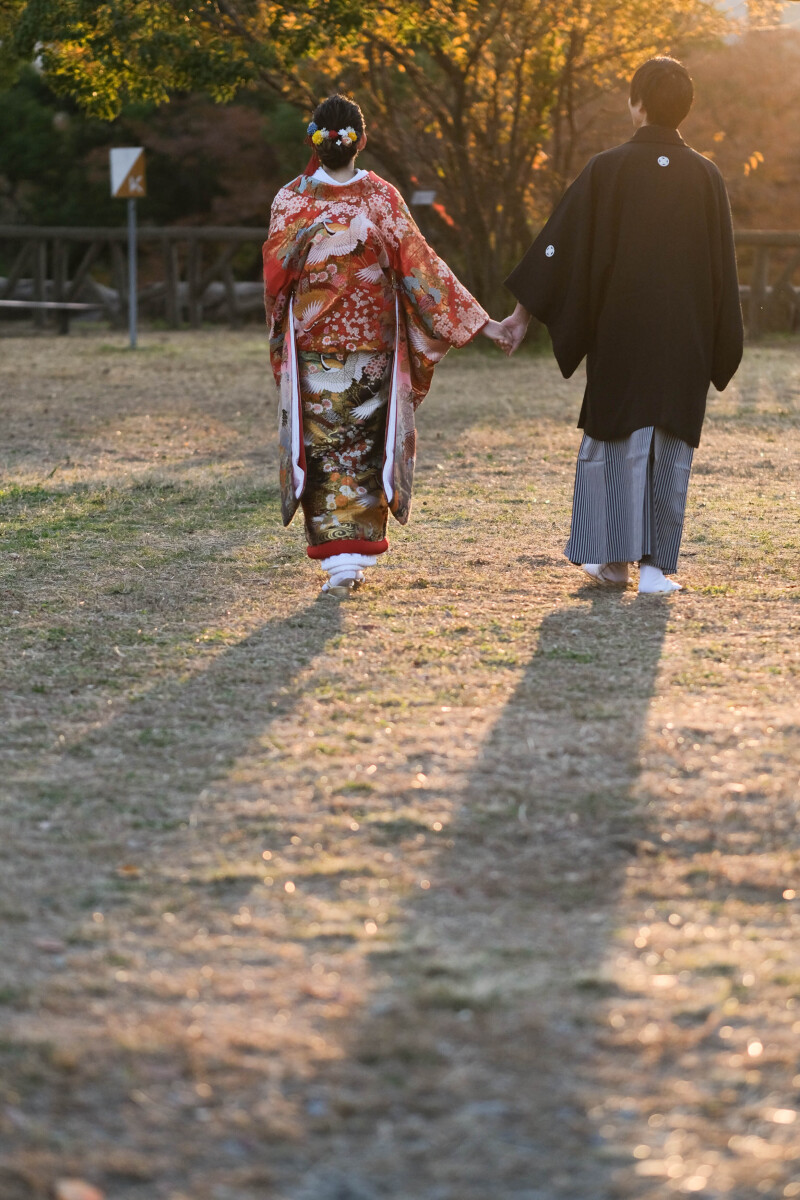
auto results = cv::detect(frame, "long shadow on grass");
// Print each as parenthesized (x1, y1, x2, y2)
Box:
(0, 598, 346, 1198)
(282, 586, 671, 1200)
(10, 597, 341, 818)
(2, 587, 667, 1200)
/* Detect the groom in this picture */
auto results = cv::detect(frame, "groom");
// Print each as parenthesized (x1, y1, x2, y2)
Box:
(503, 56, 743, 594)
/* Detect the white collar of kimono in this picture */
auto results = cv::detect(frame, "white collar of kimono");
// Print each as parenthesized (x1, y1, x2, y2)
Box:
(313, 166, 367, 186)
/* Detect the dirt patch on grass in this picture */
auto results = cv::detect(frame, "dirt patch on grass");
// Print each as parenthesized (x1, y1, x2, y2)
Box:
(0, 329, 799, 1199)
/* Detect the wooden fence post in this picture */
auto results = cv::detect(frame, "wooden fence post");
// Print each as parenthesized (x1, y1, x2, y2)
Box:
(187, 239, 203, 329)
(66, 241, 101, 303)
(32, 238, 47, 329)
(52, 239, 69, 333)
(224, 263, 241, 329)
(748, 246, 770, 342)
(164, 238, 181, 328)
(1, 242, 33, 300)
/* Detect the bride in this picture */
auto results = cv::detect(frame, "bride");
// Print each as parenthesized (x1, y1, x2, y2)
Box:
(263, 92, 511, 598)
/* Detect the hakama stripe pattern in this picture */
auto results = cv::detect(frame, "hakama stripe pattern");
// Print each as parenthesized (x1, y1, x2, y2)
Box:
(565, 427, 694, 574)
(263, 170, 488, 546)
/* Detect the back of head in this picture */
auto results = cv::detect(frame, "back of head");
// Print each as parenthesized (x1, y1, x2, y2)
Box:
(630, 57, 694, 128)
(308, 94, 366, 171)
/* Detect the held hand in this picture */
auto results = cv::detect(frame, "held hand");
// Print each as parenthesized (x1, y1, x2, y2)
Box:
(500, 307, 530, 355)
(481, 318, 514, 356)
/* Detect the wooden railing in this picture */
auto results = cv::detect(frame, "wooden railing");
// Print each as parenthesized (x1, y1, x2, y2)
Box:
(735, 231, 800, 340)
(0, 225, 267, 330)
(1, 225, 798, 337)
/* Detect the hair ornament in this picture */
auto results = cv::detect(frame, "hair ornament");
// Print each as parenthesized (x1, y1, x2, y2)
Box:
(307, 121, 358, 148)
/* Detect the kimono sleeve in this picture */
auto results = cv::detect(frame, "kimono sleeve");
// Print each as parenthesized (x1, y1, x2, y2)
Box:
(262, 191, 295, 325)
(505, 163, 598, 379)
(262, 190, 297, 385)
(710, 169, 744, 392)
(384, 191, 489, 347)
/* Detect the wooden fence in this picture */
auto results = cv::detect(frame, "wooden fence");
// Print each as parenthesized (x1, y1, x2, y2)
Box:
(0, 225, 267, 330)
(1, 225, 798, 338)
(735, 231, 800, 340)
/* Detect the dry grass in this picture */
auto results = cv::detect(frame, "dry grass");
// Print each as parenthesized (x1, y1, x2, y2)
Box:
(0, 327, 799, 1200)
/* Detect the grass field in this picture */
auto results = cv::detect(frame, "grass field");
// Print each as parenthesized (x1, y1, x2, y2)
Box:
(0, 328, 799, 1200)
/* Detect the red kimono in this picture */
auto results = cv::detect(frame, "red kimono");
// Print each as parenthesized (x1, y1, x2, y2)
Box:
(263, 170, 488, 558)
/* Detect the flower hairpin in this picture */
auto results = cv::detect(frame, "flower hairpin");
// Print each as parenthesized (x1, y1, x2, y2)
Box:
(307, 122, 359, 148)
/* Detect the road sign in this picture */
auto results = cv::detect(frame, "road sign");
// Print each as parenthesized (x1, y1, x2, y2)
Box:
(110, 147, 146, 199)
(110, 148, 146, 348)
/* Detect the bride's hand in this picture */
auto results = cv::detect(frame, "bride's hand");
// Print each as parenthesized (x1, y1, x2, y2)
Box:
(481, 318, 514, 356)
(500, 304, 531, 354)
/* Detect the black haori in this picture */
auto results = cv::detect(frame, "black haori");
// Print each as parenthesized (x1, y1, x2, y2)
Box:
(506, 126, 743, 449)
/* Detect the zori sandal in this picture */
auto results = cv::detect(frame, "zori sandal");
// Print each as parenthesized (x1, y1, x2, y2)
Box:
(320, 578, 358, 600)
(581, 563, 630, 586)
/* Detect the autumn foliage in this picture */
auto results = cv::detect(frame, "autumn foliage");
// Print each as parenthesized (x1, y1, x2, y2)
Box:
(685, 29, 800, 230)
(4, 2, 800, 303)
(282, 0, 731, 300)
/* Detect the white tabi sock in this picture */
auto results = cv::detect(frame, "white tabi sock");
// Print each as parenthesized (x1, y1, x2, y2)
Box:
(638, 564, 683, 594)
(321, 552, 378, 590)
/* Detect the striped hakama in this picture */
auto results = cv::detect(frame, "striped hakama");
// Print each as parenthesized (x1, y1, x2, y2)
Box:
(564, 426, 693, 574)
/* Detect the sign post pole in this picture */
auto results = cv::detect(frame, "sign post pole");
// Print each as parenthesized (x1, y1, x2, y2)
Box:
(127, 196, 138, 349)
(109, 147, 146, 349)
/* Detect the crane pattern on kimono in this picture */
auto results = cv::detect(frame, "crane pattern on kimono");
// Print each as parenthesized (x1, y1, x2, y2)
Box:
(302, 351, 372, 395)
(263, 171, 489, 528)
(264, 172, 486, 377)
(305, 214, 375, 267)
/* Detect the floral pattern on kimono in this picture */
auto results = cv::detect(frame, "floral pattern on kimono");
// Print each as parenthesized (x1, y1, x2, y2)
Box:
(263, 171, 488, 529)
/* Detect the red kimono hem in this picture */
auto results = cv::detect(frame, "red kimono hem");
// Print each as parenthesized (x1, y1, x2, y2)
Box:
(307, 538, 389, 560)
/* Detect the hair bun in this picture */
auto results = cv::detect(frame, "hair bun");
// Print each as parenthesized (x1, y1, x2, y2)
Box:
(308, 94, 366, 170)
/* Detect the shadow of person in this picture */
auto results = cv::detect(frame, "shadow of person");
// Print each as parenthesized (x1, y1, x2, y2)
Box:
(1, 595, 355, 1195)
(40, 595, 342, 820)
(2, 585, 673, 1200)
(287, 585, 671, 1200)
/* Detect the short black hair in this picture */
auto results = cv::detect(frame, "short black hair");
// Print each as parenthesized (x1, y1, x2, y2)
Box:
(630, 57, 694, 128)
(310, 94, 366, 171)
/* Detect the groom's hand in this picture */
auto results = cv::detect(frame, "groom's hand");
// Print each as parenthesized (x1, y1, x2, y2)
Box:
(481, 318, 514, 356)
(501, 304, 531, 354)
